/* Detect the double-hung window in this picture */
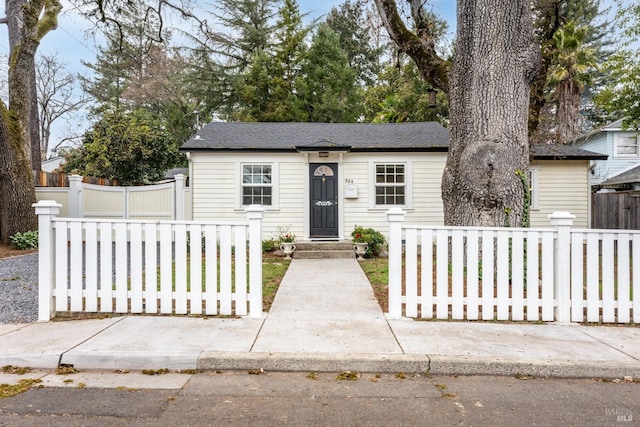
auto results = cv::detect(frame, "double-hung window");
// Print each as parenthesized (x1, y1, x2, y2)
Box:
(242, 164, 272, 206)
(375, 164, 405, 206)
(614, 133, 639, 157)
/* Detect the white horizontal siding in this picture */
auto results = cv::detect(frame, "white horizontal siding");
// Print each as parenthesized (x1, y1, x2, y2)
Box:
(190, 152, 592, 238)
(530, 160, 590, 228)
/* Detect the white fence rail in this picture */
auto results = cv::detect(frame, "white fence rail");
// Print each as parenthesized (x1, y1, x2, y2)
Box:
(35, 201, 264, 321)
(387, 209, 640, 324)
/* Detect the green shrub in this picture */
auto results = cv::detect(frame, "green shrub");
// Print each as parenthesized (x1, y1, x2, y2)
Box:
(351, 225, 386, 258)
(262, 238, 279, 253)
(10, 231, 39, 250)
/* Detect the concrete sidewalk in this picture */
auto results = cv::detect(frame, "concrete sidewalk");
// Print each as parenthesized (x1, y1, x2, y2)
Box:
(0, 259, 639, 379)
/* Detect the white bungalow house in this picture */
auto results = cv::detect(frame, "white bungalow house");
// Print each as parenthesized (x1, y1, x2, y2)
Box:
(180, 122, 606, 239)
(576, 118, 640, 188)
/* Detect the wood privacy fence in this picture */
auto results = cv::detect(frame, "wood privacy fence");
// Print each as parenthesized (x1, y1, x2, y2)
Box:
(387, 209, 640, 324)
(34, 170, 118, 187)
(592, 190, 640, 230)
(35, 174, 191, 220)
(35, 201, 264, 321)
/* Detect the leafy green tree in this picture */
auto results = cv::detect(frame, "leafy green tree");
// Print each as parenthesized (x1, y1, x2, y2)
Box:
(363, 59, 448, 124)
(62, 109, 181, 185)
(529, 0, 614, 141)
(546, 21, 598, 142)
(593, 1, 640, 130)
(298, 24, 360, 123)
(325, 0, 383, 86)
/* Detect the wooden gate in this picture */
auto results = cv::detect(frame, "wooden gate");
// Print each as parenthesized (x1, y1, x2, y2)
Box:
(592, 191, 640, 229)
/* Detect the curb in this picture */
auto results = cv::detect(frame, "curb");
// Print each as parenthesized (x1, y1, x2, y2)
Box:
(196, 352, 640, 379)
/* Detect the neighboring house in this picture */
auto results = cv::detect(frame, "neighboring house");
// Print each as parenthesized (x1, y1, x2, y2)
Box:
(576, 118, 640, 187)
(180, 122, 606, 238)
(41, 156, 65, 173)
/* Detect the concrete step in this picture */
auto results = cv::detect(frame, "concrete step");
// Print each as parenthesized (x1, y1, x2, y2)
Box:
(290, 240, 356, 259)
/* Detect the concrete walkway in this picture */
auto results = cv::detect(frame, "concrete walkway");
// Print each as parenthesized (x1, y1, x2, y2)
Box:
(0, 259, 639, 379)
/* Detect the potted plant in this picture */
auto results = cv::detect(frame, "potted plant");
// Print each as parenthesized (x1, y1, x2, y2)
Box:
(352, 231, 368, 261)
(279, 232, 296, 259)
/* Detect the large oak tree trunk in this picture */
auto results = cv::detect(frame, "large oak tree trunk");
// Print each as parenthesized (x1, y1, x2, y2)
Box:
(442, 0, 538, 227)
(375, 0, 538, 227)
(0, 0, 60, 243)
(0, 104, 37, 244)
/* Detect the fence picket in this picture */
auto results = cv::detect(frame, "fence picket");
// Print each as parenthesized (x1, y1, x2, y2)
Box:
(570, 232, 585, 322)
(466, 230, 479, 320)
(144, 223, 158, 314)
(511, 231, 524, 321)
(204, 225, 218, 315)
(481, 230, 494, 320)
(69, 222, 83, 312)
(405, 229, 418, 318)
(451, 229, 464, 319)
(114, 223, 128, 313)
(526, 231, 539, 321)
(436, 229, 449, 319)
(159, 224, 173, 314)
(420, 230, 433, 319)
(55, 222, 68, 312)
(496, 231, 510, 320)
(99, 222, 113, 312)
(541, 232, 554, 321)
(586, 233, 600, 322)
(219, 225, 232, 315)
(129, 223, 143, 313)
(234, 225, 248, 316)
(189, 224, 203, 315)
(601, 233, 615, 322)
(174, 224, 188, 314)
(617, 234, 630, 323)
(84, 222, 98, 312)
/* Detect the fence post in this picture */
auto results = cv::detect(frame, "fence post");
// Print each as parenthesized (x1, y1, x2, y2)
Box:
(175, 174, 185, 220)
(33, 200, 62, 321)
(246, 205, 265, 318)
(549, 211, 575, 324)
(68, 174, 83, 218)
(387, 208, 406, 319)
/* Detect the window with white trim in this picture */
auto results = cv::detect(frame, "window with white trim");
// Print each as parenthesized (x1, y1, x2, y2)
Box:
(241, 164, 272, 206)
(614, 133, 639, 157)
(375, 163, 405, 205)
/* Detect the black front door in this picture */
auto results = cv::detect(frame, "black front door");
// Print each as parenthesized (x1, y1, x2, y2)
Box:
(310, 163, 338, 237)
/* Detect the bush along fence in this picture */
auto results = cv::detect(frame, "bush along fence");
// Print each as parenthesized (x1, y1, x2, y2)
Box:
(35, 200, 264, 321)
(386, 209, 640, 324)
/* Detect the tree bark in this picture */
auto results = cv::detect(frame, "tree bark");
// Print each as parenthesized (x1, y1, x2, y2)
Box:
(0, 0, 61, 242)
(442, 0, 538, 227)
(375, 0, 539, 227)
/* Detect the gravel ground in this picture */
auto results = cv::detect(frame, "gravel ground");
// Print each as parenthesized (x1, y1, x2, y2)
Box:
(0, 253, 38, 324)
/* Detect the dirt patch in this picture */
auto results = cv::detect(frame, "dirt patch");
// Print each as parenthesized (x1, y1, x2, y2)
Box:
(0, 244, 37, 259)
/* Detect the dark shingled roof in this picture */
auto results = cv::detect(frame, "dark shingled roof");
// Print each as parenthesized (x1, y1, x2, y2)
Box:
(180, 121, 608, 159)
(598, 165, 640, 189)
(181, 122, 449, 152)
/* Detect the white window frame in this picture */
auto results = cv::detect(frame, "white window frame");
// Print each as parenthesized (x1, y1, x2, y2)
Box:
(528, 167, 539, 210)
(238, 162, 279, 209)
(614, 132, 640, 158)
(369, 162, 412, 209)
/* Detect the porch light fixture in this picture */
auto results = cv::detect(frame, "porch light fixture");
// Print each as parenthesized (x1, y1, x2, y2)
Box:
(319, 151, 329, 158)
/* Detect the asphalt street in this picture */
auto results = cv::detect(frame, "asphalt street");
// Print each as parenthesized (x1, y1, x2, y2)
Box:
(0, 370, 637, 426)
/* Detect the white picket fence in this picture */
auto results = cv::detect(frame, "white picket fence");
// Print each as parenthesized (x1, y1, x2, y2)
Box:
(35, 200, 264, 321)
(387, 209, 640, 324)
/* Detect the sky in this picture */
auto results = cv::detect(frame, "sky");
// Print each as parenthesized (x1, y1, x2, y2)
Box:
(0, 0, 627, 153)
